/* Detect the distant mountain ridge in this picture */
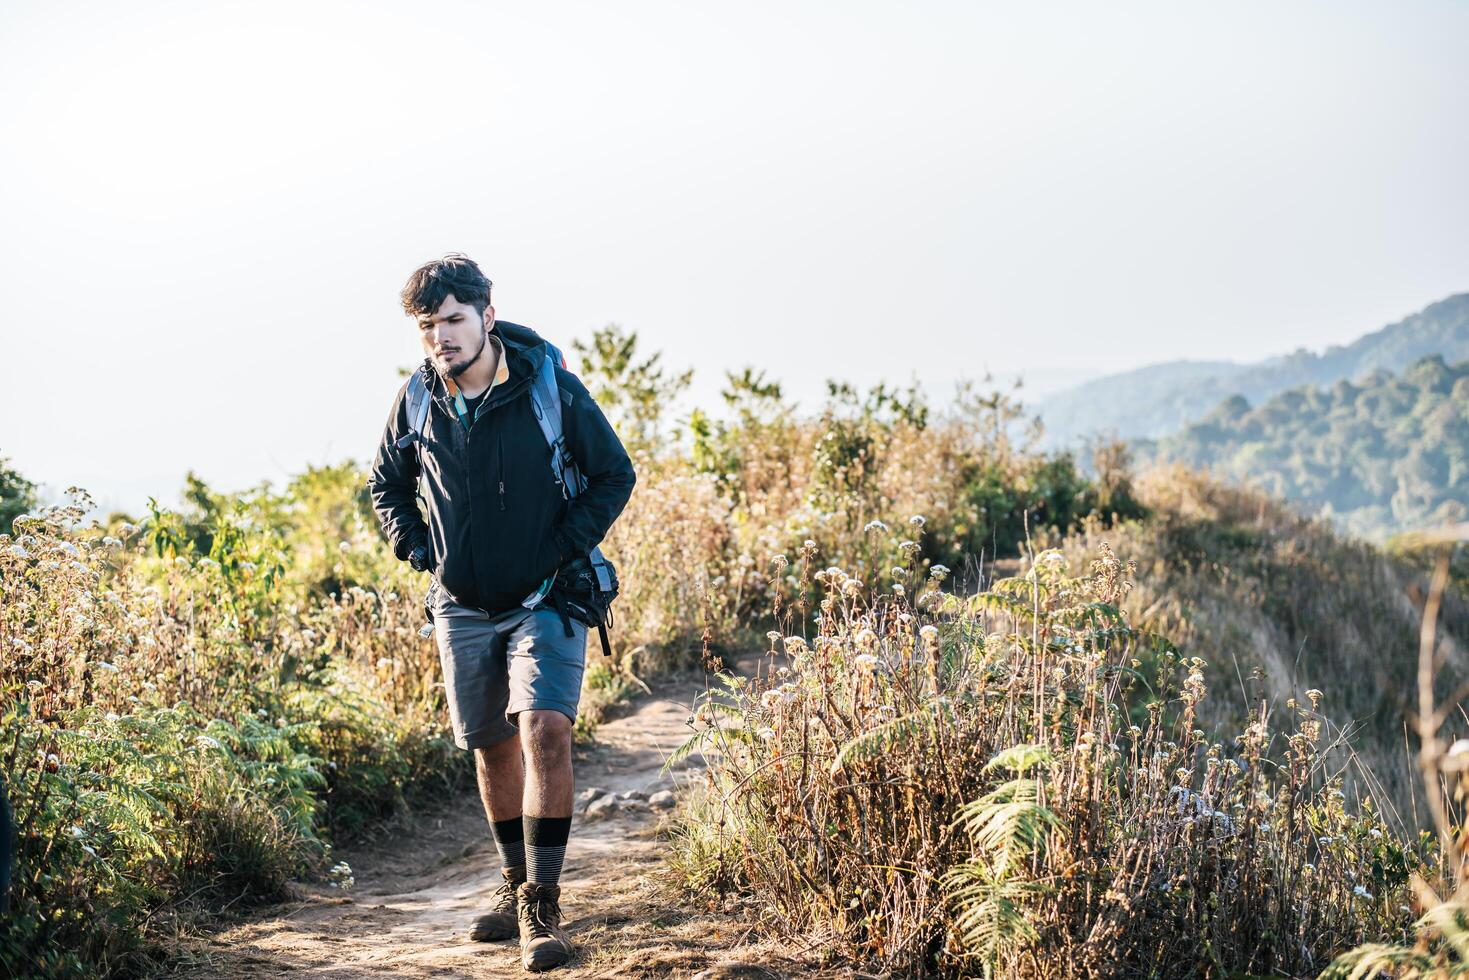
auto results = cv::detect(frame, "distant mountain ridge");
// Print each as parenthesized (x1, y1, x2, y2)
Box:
(1036, 292, 1469, 447)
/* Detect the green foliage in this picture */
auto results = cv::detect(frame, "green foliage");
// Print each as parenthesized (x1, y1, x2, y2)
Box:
(571, 324, 692, 458)
(0, 454, 37, 533)
(945, 745, 1061, 975)
(1149, 354, 1469, 540)
(689, 368, 795, 502)
(0, 487, 467, 974)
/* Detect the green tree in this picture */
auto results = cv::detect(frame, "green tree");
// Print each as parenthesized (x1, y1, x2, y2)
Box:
(571, 324, 693, 459)
(0, 454, 37, 532)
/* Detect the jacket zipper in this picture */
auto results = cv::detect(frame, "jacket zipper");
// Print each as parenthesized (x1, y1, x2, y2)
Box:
(497, 435, 506, 511)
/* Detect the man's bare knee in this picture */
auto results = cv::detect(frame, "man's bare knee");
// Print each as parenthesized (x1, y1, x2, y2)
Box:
(474, 735, 521, 774)
(520, 710, 572, 764)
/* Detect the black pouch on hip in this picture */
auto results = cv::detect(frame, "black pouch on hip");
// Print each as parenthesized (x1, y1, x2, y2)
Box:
(548, 553, 620, 657)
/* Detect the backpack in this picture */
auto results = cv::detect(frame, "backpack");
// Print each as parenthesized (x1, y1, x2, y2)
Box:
(400, 326, 620, 658)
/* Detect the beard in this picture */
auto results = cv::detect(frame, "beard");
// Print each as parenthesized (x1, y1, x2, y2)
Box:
(444, 328, 488, 380)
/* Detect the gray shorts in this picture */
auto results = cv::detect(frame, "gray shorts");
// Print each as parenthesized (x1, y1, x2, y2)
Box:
(428, 581, 588, 750)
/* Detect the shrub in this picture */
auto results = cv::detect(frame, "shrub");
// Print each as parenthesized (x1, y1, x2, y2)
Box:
(669, 530, 1422, 977)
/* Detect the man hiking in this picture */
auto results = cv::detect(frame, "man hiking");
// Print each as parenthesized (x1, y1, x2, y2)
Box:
(368, 253, 636, 972)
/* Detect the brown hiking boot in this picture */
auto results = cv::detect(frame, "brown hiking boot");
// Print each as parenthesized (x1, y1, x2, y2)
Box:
(468, 865, 525, 942)
(517, 881, 574, 971)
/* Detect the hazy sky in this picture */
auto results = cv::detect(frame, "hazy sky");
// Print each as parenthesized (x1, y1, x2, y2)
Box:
(2, 0, 1466, 514)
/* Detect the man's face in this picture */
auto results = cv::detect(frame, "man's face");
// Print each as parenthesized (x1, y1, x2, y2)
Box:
(417, 295, 494, 379)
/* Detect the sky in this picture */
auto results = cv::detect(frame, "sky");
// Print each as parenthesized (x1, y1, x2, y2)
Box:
(1, 0, 1466, 515)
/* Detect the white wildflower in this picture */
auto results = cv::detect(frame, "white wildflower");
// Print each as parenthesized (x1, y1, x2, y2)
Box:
(863, 519, 888, 534)
(909, 515, 925, 527)
(1353, 885, 1373, 900)
(328, 861, 355, 890)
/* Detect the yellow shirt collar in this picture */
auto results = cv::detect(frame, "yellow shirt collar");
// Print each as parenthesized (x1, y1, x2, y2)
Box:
(443, 332, 509, 399)
(443, 333, 510, 425)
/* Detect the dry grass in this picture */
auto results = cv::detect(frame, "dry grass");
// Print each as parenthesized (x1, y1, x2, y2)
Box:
(669, 528, 1432, 977)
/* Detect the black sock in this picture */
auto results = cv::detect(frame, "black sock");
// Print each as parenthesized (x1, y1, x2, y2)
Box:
(524, 815, 572, 887)
(492, 816, 525, 870)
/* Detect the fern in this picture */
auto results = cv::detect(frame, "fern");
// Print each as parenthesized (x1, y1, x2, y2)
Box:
(1318, 943, 1443, 979)
(829, 700, 954, 775)
(661, 696, 753, 774)
(943, 744, 1060, 975)
(983, 744, 1052, 777)
(945, 862, 1050, 976)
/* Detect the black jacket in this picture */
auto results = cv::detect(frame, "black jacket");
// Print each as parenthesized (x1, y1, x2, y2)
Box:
(367, 321, 636, 614)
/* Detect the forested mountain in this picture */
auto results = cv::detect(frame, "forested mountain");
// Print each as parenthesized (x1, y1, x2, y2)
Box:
(1142, 354, 1469, 540)
(1038, 292, 1469, 447)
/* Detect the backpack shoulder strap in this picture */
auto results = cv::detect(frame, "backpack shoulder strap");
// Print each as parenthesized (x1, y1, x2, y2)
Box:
(527, 347, 586, 499)
(527, 344, 612, 583)
(395, 369, 433, 450)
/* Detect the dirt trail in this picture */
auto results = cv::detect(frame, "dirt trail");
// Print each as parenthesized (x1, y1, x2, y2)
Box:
(170, 673, 810, 979)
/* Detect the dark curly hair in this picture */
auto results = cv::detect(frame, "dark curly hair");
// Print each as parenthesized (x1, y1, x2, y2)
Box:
(400, 253, 494, 319)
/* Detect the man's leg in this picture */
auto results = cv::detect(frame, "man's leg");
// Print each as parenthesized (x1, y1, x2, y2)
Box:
(474, 735, 525, 868)
(505, 608, 587, 970)
(520, 710, 574, 886)
(429, 594, 526, 942)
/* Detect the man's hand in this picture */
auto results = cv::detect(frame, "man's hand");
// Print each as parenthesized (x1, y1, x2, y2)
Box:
(407, 541, 433, 573)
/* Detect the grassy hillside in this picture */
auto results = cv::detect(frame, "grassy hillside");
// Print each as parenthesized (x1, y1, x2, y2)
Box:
(1048, 465, 1469, 823)
(1038, 291, 1469, 447)
(1141, 355, 1469, 541)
